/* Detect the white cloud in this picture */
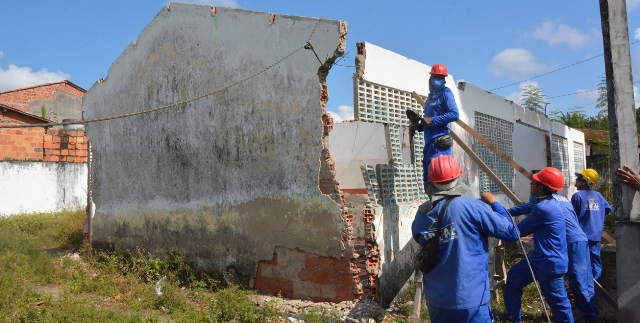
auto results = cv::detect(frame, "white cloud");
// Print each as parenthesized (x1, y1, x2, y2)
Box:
(628, 0, 640, 11)
(635, 86, 640, 109)
(328, 105, 354, 123)
(533, 21, 591, 49)
(490, 48, 550, 79)
(0, 51, 3, 60)
(0, 64, 70, 92)
(635, 27, 640, 41)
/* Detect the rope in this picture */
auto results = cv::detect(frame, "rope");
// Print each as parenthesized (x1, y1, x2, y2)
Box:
(506, 209, 552, 323)
(0, 19, 323, 129)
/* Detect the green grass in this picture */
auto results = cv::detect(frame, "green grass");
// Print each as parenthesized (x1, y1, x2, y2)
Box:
(0, 210, 288, 323)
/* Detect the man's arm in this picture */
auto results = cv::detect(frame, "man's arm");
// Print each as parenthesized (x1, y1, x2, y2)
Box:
(507, 203, 534, 217)
(570, 194, 582, 219)
(431, 91, 459, 126)
(478, 193, 519, 241)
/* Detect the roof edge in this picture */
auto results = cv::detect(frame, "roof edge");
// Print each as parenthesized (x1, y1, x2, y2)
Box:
(0, 80, 86, 95)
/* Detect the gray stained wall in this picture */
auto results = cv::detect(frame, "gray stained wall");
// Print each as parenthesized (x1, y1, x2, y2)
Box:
(29, 90, 83, 121)
(83, 3, 352, 295)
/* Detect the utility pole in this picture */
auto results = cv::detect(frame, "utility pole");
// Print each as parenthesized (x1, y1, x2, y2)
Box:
(599, 0, 640, 319)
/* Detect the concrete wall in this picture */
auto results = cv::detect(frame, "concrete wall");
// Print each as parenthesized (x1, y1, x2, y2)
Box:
(0, 162, 87, 215)
(457, 82, 585, 202)
(29, 90, 83, 121)
(82, 3, 357, 300)
(332, 42, 586, 306)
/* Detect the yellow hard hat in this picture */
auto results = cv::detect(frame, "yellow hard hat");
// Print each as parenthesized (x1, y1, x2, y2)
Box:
(576, 168, 599, 185)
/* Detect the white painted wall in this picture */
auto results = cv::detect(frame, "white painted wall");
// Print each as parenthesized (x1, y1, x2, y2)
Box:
(0, 162, 87, 215)
(360, 42, 469, 125)
(457, 82, 585, 205)
(330, 121, 388, 189)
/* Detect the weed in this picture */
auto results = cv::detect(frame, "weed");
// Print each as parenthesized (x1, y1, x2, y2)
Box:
(298, 306, 342, 323)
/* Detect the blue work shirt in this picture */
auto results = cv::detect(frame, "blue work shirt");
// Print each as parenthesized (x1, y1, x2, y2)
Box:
(516, 198, 568, 275)
(411, 197, 519, 309)
(508, 194, 587, 244)
(417, 87, 459, 143)
(571, 189, 613, 241)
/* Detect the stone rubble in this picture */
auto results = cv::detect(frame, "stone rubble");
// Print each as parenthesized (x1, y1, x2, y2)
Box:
(251, 295, 386, 322)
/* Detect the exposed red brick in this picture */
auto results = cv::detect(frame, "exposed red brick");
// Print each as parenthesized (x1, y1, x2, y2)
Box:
(305, 255, 319, 268)
(298, 268, 314, 282)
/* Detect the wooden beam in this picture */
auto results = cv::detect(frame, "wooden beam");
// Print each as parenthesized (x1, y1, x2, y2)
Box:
(409, 91, 521, 205)
(454, 120, 532, 180)
(410, 91, 532, 181)
(601, 231, 617, 247)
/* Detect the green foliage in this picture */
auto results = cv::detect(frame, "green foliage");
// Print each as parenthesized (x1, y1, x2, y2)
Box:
(210, 284, 259, 322)
(298, 306, 342, 323)
(549, 106, 587, 128)
(521, 84, 547, 114)
(40, 103, 59, 122)
(596, 75, 608, 117)
(392, 280, 417, 317)
(0, 210, 278, 322)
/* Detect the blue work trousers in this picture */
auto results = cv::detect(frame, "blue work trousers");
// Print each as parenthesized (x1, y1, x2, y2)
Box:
(422, 141, 452, 182)
(588, 241, 602, 281)
(567, 241, 598, 322)
(427, 303, 493, 323)
(504, 260, 573, 323)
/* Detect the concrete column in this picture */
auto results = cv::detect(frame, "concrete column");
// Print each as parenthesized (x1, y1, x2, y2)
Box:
(599, 0, 640, 319)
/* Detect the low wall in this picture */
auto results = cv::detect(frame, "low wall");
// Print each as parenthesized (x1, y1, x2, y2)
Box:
(0, 161, 87, 215)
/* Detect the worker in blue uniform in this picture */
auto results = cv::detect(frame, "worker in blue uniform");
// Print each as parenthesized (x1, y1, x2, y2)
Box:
(509, 193, 598, 322)
(411, 155, 519, 322)
(571, 168, 612, 281)
(487, 167, 573, 323)
(416, 63, 459, 190)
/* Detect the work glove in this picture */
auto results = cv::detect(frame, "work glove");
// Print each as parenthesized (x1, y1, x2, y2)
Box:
(406, 109, 421, 132)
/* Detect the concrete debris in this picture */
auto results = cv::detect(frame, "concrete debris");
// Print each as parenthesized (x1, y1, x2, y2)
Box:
(252, 295, 385, 322)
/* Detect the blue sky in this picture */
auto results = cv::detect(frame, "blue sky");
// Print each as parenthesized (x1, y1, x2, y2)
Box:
(2, 0, 640, 121)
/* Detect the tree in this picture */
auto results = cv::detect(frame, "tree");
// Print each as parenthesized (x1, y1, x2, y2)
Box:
(521, 84, 547, 114)
(550, 106, 588, 128)
(596, 75, 608, 117)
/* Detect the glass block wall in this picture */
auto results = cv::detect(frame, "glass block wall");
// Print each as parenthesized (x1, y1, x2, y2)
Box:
(551, 135, 570, 187)
(573, 141, 584, 174)
(474, 112, 514, 193)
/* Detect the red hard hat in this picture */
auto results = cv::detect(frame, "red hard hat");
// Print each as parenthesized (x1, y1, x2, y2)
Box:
(532, 167, 564, 191)
(428, 155, 462, 183)
(430, 63, 448, 77)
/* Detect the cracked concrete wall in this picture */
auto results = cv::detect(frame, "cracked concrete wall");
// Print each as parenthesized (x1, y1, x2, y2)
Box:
(82, 3, 349, 282)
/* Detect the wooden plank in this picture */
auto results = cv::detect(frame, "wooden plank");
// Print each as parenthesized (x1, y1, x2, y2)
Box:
(594, 278, 618, 311)
(413, 274, 423, 317)
(410, 91, 533, 181)
(452, 131, 522, 205)
(602, 231, 617, 247)
(408, 91, 522, 205)
(454, 120, 533, 181)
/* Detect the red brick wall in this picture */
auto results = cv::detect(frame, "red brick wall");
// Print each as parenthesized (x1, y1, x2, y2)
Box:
(254, 247, 362, 302)
(0, 128, 88, 162)
(0, 128, 45, 161)
(0, 82, 85, 112)
(43, 129, 88, 162)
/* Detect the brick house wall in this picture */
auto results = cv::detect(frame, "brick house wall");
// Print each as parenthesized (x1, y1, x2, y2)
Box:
(0, 128, 88, 163)
(0, 81, 86, 112)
